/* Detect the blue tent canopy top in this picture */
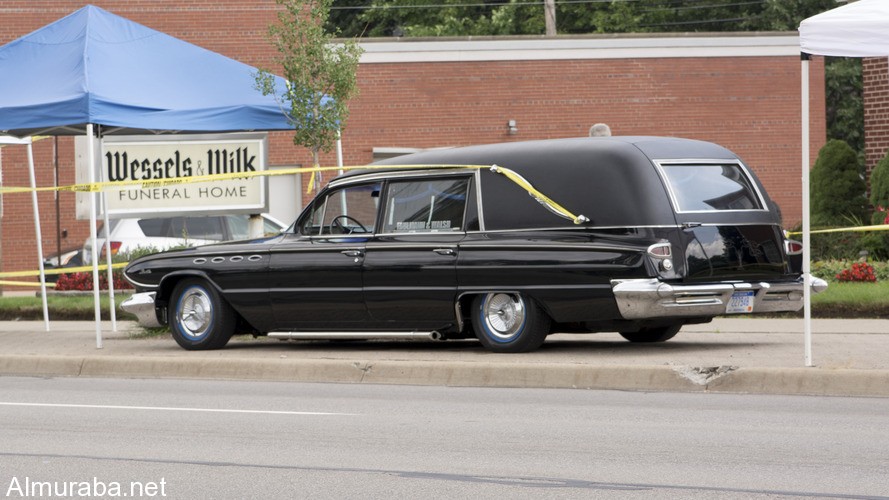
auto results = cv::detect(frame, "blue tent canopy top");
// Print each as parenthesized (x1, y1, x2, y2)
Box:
(0, 4, 293, 137)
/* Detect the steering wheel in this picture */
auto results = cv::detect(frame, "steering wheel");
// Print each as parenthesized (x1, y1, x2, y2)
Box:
(329, 215, 369, 234)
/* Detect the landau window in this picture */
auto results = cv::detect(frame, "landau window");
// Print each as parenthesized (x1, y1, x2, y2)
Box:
(383, 178, 469, 233)
(660, 163, 763, 212)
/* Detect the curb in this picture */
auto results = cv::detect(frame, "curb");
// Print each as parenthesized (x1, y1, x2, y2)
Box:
(3, 354, 889, 397)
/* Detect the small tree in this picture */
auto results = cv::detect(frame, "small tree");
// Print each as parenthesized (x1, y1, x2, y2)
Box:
(256, 0, 362, 193)
(810, 139, 867, 226)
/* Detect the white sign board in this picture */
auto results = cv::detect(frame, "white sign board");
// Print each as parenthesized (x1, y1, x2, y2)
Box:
(76, 133, 269, 219)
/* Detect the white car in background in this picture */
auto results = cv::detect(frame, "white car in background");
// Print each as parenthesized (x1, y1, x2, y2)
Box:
(82, 214, 286, 262)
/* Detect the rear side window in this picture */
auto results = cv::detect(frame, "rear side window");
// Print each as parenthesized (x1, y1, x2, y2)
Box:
(658, 163, 764, 212)
(167, 217, 225, 240)
(137, 218, 167, 237)
(383, 177, 469, 233)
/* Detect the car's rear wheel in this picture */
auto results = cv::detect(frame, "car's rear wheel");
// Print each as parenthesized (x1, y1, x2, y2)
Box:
(169, 278, 235, 350)
(471, 293, 550, 353)
(619, 324, 681, 343)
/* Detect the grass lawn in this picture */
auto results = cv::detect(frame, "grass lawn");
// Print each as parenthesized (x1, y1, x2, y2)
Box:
(809, 281, 889, 317)
(0, 293, 137, 321)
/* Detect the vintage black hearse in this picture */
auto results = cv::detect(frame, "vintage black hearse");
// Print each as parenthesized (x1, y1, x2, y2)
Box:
(122, 136, 827, 352)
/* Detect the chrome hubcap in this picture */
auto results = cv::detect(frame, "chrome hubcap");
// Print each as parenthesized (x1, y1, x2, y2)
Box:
(178, 288, 212, 338)
(483, 293, 525, 340)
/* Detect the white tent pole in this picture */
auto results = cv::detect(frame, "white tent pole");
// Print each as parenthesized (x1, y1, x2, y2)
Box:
(336, 129, 344, 175)
(801, 53, 813, 367)
(87, 124, 103, 349)
(98, 135, 117, 332)
(26, 139, 50, 331)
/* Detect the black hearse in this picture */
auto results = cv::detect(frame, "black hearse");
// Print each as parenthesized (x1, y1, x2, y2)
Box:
(122, 136, 826, 352)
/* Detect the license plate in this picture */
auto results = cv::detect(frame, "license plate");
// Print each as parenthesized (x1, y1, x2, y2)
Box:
(726, 291, 754, 314)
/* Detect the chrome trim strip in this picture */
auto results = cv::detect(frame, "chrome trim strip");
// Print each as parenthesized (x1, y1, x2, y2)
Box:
(329, 168, 473, 188)
(458, 243, 640, 252)
(268, 331, 441, 341)
(364, 244, 459, 251)
(372, 230, 466, 237)
(464, 225, 683, 233)
(474, 169, 486, 232)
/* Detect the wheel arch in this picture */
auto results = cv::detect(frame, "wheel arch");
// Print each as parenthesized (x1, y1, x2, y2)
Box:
(155, 271, 220, 321)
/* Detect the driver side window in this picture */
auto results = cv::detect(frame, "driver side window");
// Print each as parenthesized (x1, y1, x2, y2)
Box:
(300, 183, 381, 236)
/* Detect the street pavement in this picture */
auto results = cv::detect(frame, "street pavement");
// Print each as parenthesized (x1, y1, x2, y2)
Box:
(1, 318, 887, 397)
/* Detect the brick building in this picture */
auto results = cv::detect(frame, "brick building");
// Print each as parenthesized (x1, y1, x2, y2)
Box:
(864, 58, 889, 178)
(0, 1, 825, 282)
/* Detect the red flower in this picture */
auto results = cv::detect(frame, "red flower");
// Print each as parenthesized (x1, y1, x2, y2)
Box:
(836, 262, 877, 283)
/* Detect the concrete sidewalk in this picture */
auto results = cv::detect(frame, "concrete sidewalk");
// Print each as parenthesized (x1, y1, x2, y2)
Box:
(1, 318, 887, 397)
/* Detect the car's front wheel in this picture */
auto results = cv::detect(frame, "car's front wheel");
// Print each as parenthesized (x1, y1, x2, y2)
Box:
(169, 278, 236, 350)
(471, 293, 551, 353)
(619, 324, 681, 343)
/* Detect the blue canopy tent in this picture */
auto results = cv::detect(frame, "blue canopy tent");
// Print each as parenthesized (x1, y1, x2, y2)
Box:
(0, 5, 295, 346)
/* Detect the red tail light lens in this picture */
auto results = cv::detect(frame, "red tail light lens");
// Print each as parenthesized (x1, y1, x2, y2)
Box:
(100, 241, 123, 257)
(647, 243, 672, 258)
(784, 240, 803, 256)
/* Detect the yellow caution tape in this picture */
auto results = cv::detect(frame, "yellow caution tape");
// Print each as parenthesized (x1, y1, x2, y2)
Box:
(0, 280, 56, 288)
(787, 224, 889, 236)
(0, 262, 127, 279)
(0, 163, 589, 224)
(0, 163, 590, 281)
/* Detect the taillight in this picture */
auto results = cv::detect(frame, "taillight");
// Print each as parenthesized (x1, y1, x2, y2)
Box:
(100, 241, 123, 257)
(647, 242, 672, 258)
(647, 242, 674, 272)
(784, 239, 803, 256)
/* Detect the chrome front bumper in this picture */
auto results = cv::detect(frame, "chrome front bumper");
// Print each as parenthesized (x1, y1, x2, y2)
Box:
(611, 276, 828, 320)
(121, 292, 162, 328)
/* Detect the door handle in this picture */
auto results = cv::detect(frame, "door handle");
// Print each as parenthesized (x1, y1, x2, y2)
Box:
(433, 248, 456, 256)
(341, 249, 364, 258)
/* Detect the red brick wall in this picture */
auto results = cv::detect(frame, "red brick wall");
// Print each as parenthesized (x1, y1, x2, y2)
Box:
(864, 57, 889, 184)
(0, 1, 825, 283)
(348, 57, 826, 228)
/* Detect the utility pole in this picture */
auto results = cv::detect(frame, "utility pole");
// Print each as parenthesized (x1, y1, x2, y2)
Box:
(544, 0, 556, 36)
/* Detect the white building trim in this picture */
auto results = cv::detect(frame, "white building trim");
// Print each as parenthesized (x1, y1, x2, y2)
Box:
(358, 33, 800, 63)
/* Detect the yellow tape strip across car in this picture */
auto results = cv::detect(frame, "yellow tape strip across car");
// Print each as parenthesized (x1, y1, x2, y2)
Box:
(0, 163, 590, 224)
(786, 224, 889, 236)
(0, 263, 127, 279)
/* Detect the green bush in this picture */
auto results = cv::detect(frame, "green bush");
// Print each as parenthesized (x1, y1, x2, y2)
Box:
(811, 139, 868, 227)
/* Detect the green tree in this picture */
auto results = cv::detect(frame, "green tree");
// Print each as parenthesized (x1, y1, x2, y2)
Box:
(825, 58, 863, 162)
(257, 0, 363, 193)
(811, 139, 868, 226)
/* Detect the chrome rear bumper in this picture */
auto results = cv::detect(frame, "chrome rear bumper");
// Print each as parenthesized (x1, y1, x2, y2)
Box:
(611, 276, 828, 320)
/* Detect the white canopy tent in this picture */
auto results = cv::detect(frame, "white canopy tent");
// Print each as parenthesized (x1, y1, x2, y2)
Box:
(798, 0, 889, 366)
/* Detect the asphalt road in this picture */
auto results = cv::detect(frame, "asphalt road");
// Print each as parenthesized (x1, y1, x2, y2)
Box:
(1, 376, 887, 499)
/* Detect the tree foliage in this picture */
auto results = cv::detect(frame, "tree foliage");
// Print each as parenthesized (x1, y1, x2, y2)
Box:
(328, 1, 860, 153)
(329, 0, 838, 37)
(258, 0, 363, 184)
(811, 139, 868, 226)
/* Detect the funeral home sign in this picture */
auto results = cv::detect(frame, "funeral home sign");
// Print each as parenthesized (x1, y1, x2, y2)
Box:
(76, 133, 269, 219)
